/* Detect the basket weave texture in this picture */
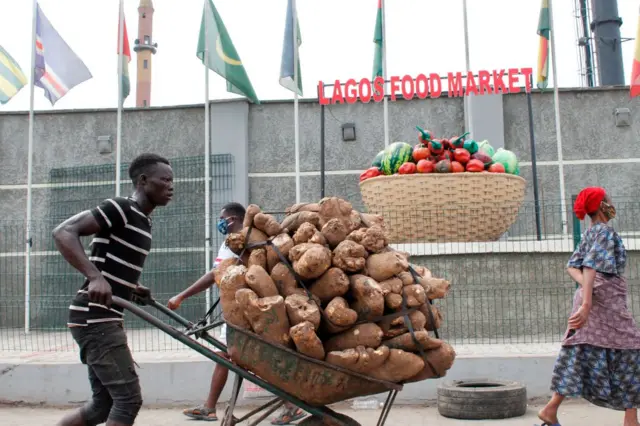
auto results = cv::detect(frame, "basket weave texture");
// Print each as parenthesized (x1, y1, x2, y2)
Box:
(359, 173, 526, 243)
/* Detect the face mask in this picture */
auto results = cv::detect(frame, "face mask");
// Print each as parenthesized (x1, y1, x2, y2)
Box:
(601, 202, 616, 221)
(217, 218, 230, 235)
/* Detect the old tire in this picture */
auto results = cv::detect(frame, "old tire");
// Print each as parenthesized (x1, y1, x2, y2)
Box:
(437, 379, 527, 420)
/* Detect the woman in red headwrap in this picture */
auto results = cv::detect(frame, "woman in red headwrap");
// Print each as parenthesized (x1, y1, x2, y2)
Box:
(537, 187, 640, 426)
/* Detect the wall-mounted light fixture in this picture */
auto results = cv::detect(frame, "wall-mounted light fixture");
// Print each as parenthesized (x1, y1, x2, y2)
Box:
(96, 135, 113, 154)
(341, 123, 356, 142)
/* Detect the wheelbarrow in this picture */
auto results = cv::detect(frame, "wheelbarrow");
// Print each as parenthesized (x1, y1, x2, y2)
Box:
(113, 295, 403, 426)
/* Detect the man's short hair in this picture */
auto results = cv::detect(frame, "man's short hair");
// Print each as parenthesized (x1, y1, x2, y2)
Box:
(221, 202, 246, 219)
(128, 153, 170, 185)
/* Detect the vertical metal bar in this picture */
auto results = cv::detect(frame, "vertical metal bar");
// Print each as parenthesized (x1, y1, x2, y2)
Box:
(203, 0, 212, 316)
(320, 103, 325, 198)
(462, 0, 474, 136)
(381, 0, 389, 147)
(293, 0, 301, 203)
(572, 194, 581, 289)
(527, 75, 542, 240)
(579, 0, 595, 87)
(116, 0, 125, 197)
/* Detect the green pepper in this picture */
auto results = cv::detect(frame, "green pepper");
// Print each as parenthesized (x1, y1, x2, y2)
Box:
(450, 132, 470, 149)
(463, 139, 478, 154)
(415, 126, 432, 143)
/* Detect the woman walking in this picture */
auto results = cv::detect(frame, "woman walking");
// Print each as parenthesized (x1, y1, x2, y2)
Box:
(538, 187, 640, 426)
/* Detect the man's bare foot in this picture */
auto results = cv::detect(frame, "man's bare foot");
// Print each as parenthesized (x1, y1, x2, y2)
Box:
(537, 407, 559, 425)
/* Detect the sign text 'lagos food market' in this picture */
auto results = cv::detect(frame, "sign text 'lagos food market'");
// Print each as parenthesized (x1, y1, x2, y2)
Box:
(317, 67, 534, 105)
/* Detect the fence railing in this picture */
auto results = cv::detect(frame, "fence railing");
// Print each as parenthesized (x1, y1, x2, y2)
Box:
(2, 200, 640, 352)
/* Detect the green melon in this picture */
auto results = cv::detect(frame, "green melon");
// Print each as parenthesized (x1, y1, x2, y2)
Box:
(380, 142, 413, 175)
(372, 150, 385, 169)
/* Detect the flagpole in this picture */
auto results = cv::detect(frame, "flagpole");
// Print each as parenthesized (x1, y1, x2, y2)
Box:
(462, 0, 473, 136)
(293, 0, 301, 203)
(381, 0, 389, 147)
(548, 0, 568, 236)
(116, 0, 125, 197)
(203, 0, 212, 315)
(24, 0, 38, 334)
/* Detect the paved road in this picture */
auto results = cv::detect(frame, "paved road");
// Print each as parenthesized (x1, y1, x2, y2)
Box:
(0, 400, 622, 425)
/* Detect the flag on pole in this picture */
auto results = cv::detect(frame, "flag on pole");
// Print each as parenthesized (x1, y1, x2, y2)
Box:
(34, 4, 92, 105)
(279, 0, 302, 95)
(372, 0, 383, 79)
(536, 0, 550, 90)
(118, 10, 131, 103)
(0, 46, 27, 105)
(197, 0, 259, 104)
(630, 6, 640, 97)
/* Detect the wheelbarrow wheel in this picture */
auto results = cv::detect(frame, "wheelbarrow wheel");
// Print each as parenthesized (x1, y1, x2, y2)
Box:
(298, 408, 361, 426)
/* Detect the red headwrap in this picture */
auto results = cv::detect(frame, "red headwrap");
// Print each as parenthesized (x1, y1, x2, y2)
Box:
(573, 187, 606, 220)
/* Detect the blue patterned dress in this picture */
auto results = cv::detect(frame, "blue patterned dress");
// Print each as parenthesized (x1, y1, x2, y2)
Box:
(551, 223, 640, 410)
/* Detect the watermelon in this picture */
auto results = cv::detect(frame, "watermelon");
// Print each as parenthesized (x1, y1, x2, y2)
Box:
(380, 142, 413, 175)
(372, 150, 385, 169)
(492, 148, 519, 174)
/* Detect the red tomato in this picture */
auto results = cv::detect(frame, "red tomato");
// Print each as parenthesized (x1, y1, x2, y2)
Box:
(465, 159, 484, 172)
(437, 150, 453, 162)
(412, 145, 431, 162)
(453, 148, 471, 164)
(488, 163, 506, 173)
(416, 159, 435, 173)
(451, 161, 465, 173)
(398, 162, 417, 174)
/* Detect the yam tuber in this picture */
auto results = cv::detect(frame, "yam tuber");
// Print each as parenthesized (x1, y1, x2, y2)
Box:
(219, 265, 250, 328)
(321, 218, 348, 248)
(348, 210, 362, 233)
(384, 330, 443, 352)
(253, 213, 283, 237)
(368, 349, 425, 383)
(266, 233, 295, 272)
(239, 294, 291, 346)
(318, 197, 353, 229)
(245, 265, 279, 298)
(289, 243, 332, 280)
(270, 262, 299, 297)
(289, 321, 325, 360)
(349, 275, 384, 322)
(293, 222, 327, 246)
(397, 271, 415, 287)
(243, 204, 261, 228)
(346, 226, 387, 253)
(309, 267, 350, 303)
(402, 285, 427, 307)
(225, 227, 269, 255)
(359, 212, 385, 229)
(325, 345, 390, 374)
(248, 248, 267, 270)
(419, 304, 443, 331)
(378, 310, 427, 338)
(281, 211, 321, 233)
(378, 277, 403, 296)
(407, 342, 456, 382)
(324, 323, 383, 353)
(284, 294, 321, 330)
(385, 293, 403, 310)
(324, 297, 357, 327)
(366, 251, 409, 282)
(332, 241, 368, 273)
(420, 277, 451, 300)
(214, 257, 238, 286)
(286, 203, 321, 215)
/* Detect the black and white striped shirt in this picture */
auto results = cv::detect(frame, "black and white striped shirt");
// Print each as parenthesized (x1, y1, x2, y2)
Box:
(68, 197, 152, 327)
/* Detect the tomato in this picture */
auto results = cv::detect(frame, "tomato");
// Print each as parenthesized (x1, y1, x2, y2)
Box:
(416, 159, 435, 173)
(451, 161, 465, 173)
(398, 162, 417, 174)
(441, 138, 451, 151)
(453, 148, 471, 164)
(465, 159, 484, 172)
(428, 139, 444, 155)
(412, 145, 431, 162)
(359, 167, 382, 182)
(435, 159, 452, 173)
(488, 163, 506, 173)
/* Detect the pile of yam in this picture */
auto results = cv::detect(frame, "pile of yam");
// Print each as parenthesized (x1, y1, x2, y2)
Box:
(218, 197, 455, 384)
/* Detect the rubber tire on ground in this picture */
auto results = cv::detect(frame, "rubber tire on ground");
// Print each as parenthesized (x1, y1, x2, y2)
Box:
(298, 408, 362, 426)
(437, 379, 527, 420)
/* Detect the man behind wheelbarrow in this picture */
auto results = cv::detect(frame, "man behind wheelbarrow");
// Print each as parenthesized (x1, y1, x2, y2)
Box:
(54, 154, 174, 426)
(168, 202, 307, 424)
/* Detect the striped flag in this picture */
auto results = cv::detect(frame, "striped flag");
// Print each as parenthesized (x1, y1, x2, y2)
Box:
(118, 11, 132, 103)
(372, 0, 383, 80)
(631, 6, 640, 97)
(0, 46, 27, 105)
(279, 0, 302, 95)
(35, 4, 92, 105)
(536, 0, 550, 90)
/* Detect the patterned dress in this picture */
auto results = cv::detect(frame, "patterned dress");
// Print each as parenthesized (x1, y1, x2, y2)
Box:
(551, 222, 640, 410)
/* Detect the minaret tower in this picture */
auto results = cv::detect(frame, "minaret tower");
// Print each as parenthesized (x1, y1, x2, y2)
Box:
(133, 0, 157, 108)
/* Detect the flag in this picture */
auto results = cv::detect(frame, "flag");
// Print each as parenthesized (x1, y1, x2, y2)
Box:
(372, 0, 383, 80)
(279, 0, 302, 95)
(0, 46, 27, 105)
(631, 6, 640, 97)
(118, 10, 132, 103)
(197, 0, 259, 104)
(35, 4, 92, 105)
(536, 0, 550, 90)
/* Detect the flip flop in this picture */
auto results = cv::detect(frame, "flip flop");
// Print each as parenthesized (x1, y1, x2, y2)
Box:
(183, 405, 218, 421)
(271, 407, 306, 425)
(535, 423, 561, 426)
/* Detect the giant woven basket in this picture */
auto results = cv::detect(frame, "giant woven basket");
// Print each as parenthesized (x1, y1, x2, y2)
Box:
(359, 173, 526, 243)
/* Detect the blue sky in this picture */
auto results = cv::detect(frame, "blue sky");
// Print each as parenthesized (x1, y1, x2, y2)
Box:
(0, 0, 638, 112)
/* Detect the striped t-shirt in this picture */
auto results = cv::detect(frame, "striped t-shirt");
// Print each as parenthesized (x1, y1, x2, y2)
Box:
(68, 197, 152, 327)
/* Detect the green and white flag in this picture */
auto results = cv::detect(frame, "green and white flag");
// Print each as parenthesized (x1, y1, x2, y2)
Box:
(197, 0, 259, 103)
(279, 0, 302, 95)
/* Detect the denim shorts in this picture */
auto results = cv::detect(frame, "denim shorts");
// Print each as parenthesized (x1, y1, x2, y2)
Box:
(70, 322, 142, 425)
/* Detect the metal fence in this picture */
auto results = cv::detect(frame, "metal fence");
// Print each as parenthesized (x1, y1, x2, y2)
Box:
(2, 185, 640, 352)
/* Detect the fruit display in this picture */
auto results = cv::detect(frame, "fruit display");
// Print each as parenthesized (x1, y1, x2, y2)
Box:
(218, 197, 456, 384)
(360, 125, 521, 182)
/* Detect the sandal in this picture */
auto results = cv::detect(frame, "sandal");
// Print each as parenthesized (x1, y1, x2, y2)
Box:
(183, 405, 218, 421)
(271, 407, 306, 425)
